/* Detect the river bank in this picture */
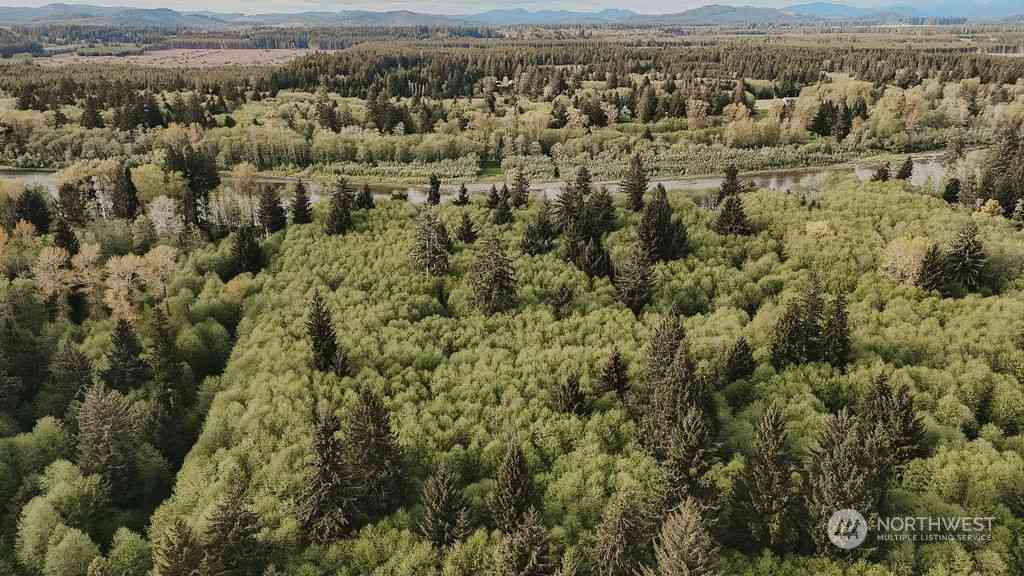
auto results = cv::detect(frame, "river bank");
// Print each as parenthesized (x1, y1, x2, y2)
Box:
(0, 150, 949, 204)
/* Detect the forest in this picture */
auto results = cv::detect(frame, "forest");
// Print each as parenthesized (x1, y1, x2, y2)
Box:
(1, 21, 1024, 576)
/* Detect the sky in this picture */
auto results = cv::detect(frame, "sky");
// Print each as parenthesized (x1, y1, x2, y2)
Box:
(0, 0, 897, 15)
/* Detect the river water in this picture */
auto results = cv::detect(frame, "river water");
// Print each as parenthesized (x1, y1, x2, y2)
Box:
(0, 152, 947, 204)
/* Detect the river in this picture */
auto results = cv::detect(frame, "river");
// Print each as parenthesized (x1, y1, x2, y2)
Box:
(0, 152, 947, 204)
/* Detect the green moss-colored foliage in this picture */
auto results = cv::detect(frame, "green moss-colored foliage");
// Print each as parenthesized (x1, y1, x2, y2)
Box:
(118, 177, 1024, 574)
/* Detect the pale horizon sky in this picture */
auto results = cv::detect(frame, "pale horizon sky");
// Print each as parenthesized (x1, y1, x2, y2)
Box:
(0, 0, 899, 16)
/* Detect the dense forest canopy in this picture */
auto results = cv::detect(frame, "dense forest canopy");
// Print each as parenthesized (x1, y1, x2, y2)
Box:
(1, 22, 1024, 576)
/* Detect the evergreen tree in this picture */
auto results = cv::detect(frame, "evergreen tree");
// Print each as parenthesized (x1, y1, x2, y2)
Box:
(325, 180, 353, 236)
(456, 212, 478, 244)
(644, 313, 687, 387)
(314, 87, 340, 132)
(36, 341, 92, 420)
(598, 347, 629, 400)
(296, 411, 350, 543)
(573, 166, 593, 197)
(821, 293, 851, 369)
(593, 490, 657, 576)
(944, 221, 987, 293)
(419, 463, 470, 549)
(555, 180, 588, 239)
(549, 99, 569, 128)
(148, 308, 189, 462)
(520, 201, 556, 256)
(153, 520, 202, 576)
(487, 184, 501, 209)
(622, 153, 649, 212)
(942, 178, 961, 204)
(721, 337, 756, 386)
(489, 440, 533, 533)
(734, 402, 797, 553)
(551, 373, 586, 415)
(769, 301, 806, 370)
(52, 216, 79, 257)
(111, 163, 140, 220)
(641, 333, 718, 505)
(342, 387, 403, 525)
(718, 164, 743, 202)
(411, 210, 451, 277)
(0, 369, 22, 417)
(714, 195, 752, 236)
(306, 290, 338, 373)
(862, 375, 927, 473)
(15, 186, 51, 234)
(770, 280, 824, 369)
(511, 166, 530, 209)
(77, 383, 139, 498)
(291, 180, 312, 225)
(641, 500, 718, 576)
(639, 185, 686, 263)
(586, 186, 617, 238)
(232, 226, 263, 276)
(493, 508, 554, 576)
(453, 184, 471, 207)
(427, 174, 442, 206)
(258, 186, 287, 235)
(356, 182, 375, 210)
(201, 473, 266, 576)
(164, 143, 219, 229)
(575, 237, 614, 280)
(871, 163, 891, 182)
(895, 157, 914, 180)
(659, 406, 718, 507)
(803, 410, 887, 555)
(56, 180, 91, 225)
(493, 191, 513, 225)
(615, 247, 653, 315)
(80, 97, 104, 129)
(916, 242, 947, 293)
(548, 284, 575, 320)
(100, 319, 151, 392)
(470, 235, 517, 315)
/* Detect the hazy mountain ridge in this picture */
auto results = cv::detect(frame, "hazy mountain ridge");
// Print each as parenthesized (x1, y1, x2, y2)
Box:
(0, 2, 1018, 28)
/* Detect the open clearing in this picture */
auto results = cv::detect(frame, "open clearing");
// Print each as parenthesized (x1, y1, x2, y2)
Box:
(37, 48, 324, 67)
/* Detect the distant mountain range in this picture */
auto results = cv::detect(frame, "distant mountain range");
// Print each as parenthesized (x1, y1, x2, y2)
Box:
(0, 2, 1018, 29)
